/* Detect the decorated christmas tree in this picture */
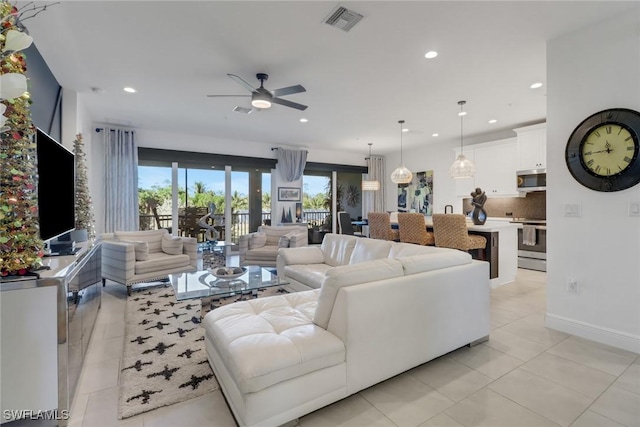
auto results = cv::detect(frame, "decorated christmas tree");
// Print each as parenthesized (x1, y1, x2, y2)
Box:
(73, 133, 95, 240)
(0, 1, 43, 276)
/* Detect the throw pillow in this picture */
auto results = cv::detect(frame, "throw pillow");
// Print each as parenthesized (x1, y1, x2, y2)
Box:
(249, 231, 267, 249)
(278, 235, 290, 248)
(122, 240, 149, 261)
(161, 234, 183, 255)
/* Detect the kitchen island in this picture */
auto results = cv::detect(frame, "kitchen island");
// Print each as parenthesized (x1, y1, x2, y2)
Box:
(392, 217, 517, 288)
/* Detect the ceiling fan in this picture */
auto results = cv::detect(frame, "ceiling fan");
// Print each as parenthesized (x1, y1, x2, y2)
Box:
(207, 73, 308, 111)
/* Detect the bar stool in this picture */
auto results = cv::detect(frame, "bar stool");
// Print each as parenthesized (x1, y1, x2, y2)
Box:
(367, 212, 399, 241)
(397, 212, 435, 246)
(432, 213, 486, 258)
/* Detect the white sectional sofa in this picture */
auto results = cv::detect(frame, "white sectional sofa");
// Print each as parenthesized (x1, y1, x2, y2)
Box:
(203, 234, 490, 427)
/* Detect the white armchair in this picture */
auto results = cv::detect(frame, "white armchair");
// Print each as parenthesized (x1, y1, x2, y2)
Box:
(98, 229, 197, 295)
(238, 225, 308, 267)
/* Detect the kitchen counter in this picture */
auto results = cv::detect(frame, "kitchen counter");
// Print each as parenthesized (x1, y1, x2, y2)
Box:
(391, 217, 517, 288)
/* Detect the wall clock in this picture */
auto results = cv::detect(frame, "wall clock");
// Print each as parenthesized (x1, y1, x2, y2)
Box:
(565, 108, 640, 192)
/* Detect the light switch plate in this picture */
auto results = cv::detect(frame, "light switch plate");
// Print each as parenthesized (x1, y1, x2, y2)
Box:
(564, 203, 581, 217)
(629, 201, 640, 217)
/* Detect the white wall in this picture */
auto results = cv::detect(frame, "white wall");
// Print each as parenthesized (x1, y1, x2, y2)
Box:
(384, 140, 459, 214)
(545, 8, 640, 352)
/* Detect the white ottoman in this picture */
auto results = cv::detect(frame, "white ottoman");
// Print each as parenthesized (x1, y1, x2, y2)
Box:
(203, 290, 347, 427)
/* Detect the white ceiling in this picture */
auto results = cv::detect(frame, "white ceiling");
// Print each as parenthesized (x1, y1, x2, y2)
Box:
(25, 1, 635, 156)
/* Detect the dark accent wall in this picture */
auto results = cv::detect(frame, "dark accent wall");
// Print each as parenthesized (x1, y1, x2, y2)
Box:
(25, 43, 62, 142)
(138, 147, 367, 174)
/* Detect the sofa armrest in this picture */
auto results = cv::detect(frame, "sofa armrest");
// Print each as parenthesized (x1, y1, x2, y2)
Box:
(276, 246, 325, 277)
(181, 236, 198, 268)
(238, 234, 251, 266)
(101, 240, 136, 282)
(289, 232, 308, 248)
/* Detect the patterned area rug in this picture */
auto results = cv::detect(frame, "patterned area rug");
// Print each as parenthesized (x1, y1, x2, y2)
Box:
(118, 285, 219, 419)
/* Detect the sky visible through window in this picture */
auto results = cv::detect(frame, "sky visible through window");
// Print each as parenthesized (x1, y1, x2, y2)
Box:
(138, 167, 328, 196)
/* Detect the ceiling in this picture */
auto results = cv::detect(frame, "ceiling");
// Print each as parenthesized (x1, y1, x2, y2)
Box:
(24, 1, 635, 156)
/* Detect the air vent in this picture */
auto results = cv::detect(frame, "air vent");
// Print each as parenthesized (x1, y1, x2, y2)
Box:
(324, 6, 363, 32)
(233, 106, 253, 114)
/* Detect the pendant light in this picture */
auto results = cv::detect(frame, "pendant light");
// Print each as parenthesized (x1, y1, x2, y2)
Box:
(449, 100, 476, 178)
(390, 120, 413, 184)
(362, 143, 381, 191)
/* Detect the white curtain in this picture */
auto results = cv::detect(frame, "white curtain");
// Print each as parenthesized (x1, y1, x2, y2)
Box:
(276, 148, 308, 181)
(102, 128, 138, 232)
(363, 155, 385, 218)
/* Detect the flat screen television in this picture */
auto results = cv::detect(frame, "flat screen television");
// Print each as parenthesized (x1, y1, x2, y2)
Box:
(36, 128, 76, 242)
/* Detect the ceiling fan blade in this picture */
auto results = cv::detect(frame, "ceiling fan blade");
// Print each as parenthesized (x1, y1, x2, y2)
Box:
(271, 97, 308, 111)
(227, 74, 257, 93)
(206, 94, 250, 98)
(271, 84, 306, 97)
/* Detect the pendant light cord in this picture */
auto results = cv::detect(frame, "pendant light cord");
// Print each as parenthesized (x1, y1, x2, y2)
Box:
(399, 120, 405, 164)
(458, 100, 466, 155)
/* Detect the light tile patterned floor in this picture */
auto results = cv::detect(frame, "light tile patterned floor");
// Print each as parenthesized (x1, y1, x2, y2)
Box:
(69, 267, 640, 427)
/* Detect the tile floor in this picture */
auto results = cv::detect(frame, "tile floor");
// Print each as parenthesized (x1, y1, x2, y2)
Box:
(68, 268, 640, 427)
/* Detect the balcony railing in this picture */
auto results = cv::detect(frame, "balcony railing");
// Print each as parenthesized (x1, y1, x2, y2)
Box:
(139, 210, 330, 244)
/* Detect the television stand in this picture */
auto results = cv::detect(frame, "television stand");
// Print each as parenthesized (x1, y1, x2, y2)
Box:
(45, 247, 81, 257)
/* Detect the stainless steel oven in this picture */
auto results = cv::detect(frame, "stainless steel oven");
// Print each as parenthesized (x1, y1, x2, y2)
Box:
(512, 219, 547, 272)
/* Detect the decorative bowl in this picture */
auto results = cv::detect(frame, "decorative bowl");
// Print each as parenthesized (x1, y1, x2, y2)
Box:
(210, 267, 247, 280)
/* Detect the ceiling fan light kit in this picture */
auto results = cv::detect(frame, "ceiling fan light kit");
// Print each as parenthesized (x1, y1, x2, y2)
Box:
(208, 73, 308, 111)
(449, 100, 476, 179)
(391, 120, 413, 185)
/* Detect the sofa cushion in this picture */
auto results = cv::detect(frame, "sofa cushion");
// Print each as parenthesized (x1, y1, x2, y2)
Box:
(203, 289, 345, 394)
(249, 231, 267, 249)
(259, 225, 307, 246)
(388, 242, 445, 259)
(349, 238, 392, 264)
(245, 246, 280, 261)
(284, 264, 333, 289)
(320, 234, 358, 267)
(162, 233, 183, 255)
(123, 240, 149, 261)
(114, 229, 167, 253)
(398, 251, 472, 275)
(278, 235, 290, 248)
(313, 258, 404, 329)
(135, 252, 191, 275)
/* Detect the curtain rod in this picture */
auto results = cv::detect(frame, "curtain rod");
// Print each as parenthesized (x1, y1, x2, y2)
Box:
(95, 128, 134, 133)
(271, 147, 309, 153)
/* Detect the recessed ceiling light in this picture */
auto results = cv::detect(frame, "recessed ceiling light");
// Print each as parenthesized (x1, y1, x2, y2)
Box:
(424, 51, 438, 59)
(432, 133, 439, 137)
(123, 87, 136, 93)
(488, 119, 497, 124)
(530, 82, 543, 89)
(299, 118, 308, 123)
(402, 128, 409, 133)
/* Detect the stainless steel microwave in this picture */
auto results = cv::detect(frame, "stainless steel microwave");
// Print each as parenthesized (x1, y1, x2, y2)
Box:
(517, 168, 546, 192)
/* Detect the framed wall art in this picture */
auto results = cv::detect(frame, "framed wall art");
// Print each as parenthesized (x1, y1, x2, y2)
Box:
(277, 187, 301, 202)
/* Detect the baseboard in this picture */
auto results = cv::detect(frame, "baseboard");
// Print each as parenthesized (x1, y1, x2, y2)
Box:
(545, 313, 640, 354)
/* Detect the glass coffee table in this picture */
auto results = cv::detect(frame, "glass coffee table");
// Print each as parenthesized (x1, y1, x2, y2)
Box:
(169, 265, 289, 301)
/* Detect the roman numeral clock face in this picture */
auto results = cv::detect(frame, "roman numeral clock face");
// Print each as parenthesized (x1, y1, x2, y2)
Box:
(566, 108, 640, 192)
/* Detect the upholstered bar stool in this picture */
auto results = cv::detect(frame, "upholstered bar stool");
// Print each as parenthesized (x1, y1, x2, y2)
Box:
(432, 213, 487, 258)
(368, 212, 399, 241)
(397, 212, 435, 246)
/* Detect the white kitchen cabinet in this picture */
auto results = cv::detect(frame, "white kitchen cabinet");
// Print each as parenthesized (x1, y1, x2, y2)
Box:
(514, 123, 546, 170)
(473, 139, 518, 196)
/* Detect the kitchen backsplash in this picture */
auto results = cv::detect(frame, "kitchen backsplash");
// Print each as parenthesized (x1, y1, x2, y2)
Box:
(462, 191, 546, 219)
